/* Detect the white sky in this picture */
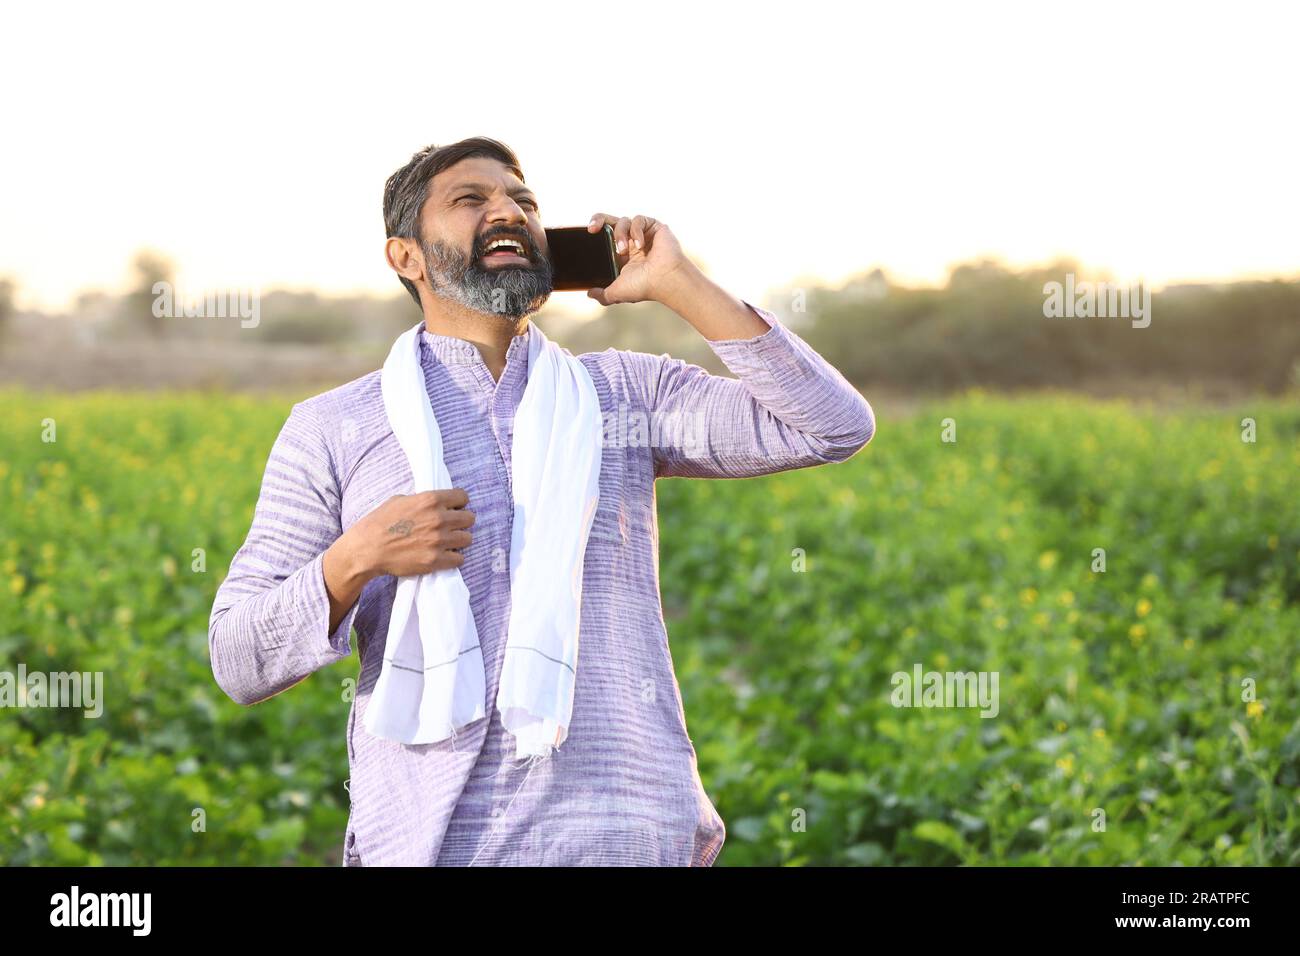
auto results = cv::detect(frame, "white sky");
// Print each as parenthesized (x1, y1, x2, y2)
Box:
(3, 0, 1297, 314)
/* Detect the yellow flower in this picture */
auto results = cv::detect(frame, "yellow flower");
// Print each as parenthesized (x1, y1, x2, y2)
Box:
(8, 575, 25, 595)
(997, 526, 1013, 541)
(1056, 755, 1075, 776)
(1129, 623, 1147, 642)
(1183, 637, 1194, 650)
(1092, 727, 1106, 739)
(979, 594, 996, 609)
(1058, 590, 1075, 607)
(1038, 550, 1059, 571)
(1055, 720, 1068, 733)
(1267, 535, 1278, 551)
(994, 616, 1008, 631)
(1246, 701, 1264, 720)
(1033, 612, 1050, 628)
(1019, 587, 1038, 605)
(1136, 598, 1152, 618)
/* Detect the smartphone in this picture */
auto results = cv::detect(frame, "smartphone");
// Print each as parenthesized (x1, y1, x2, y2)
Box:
(545, 225, 621, 291)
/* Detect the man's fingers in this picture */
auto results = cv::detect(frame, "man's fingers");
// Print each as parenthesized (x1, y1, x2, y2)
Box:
(444, 529, 473, 551)
(589, 213, 620, 237)
(588, 213, 632, 254)
(445, 508, 476, 529)
(426, 487, 469, 509)
(613, 216, 632, 253)
(630, 215, 652, 253)
(432, 550, 466, 571)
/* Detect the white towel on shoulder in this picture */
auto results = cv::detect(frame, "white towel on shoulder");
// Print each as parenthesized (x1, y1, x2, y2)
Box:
(363, 319, 602, 759)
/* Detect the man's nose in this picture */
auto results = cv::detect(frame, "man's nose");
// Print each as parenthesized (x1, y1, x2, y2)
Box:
(487, 197, 530, 225)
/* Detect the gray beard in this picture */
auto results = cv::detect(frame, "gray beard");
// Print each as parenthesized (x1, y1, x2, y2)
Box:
(422, 235, 554, 320)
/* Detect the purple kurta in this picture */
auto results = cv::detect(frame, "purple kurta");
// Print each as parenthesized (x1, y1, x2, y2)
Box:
(207, 301, 875, 866)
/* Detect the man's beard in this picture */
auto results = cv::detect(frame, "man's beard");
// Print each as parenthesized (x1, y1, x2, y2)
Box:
(421, 232, 553, 320)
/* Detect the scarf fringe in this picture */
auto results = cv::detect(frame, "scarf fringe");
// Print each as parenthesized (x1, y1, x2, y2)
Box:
(467, 748, 551, 866)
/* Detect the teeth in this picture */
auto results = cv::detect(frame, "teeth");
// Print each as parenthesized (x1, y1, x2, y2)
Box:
(486, 238, 525, 255)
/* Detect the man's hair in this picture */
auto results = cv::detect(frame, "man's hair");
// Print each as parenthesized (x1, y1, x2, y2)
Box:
(383, 136, 526, 309)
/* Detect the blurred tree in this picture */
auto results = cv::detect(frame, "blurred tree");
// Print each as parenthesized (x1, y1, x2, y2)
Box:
(118, 249, 176, 339)
(0, 277, 15, 347)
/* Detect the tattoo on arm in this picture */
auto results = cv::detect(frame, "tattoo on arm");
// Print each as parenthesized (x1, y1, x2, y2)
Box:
(388, 519, 415, 537)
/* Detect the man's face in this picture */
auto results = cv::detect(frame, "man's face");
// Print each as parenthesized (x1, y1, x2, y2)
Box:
(417, 156, 552, 320)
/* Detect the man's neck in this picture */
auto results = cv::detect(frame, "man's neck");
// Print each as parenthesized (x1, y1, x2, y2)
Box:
(421, 297, 530, 384)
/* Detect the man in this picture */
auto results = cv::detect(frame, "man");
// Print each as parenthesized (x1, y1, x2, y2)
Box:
(208, 136, 876, 866)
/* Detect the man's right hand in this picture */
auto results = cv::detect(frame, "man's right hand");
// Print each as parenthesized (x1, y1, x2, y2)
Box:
(322, 489, 475, 632)
(349, 489, 476, 579)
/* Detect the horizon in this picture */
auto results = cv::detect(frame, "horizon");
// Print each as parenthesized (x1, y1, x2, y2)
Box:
(15, 254, 1300, 322)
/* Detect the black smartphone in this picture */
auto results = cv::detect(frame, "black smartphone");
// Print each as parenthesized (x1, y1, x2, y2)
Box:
(545, 225, 621, 291)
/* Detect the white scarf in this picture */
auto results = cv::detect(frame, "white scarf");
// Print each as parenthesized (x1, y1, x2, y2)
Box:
(363, 319, 602, 759)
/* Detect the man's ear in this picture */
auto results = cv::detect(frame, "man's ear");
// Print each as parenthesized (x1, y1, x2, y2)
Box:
(385, 236, 425, 284)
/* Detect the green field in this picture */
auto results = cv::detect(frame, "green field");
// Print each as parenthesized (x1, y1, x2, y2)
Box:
(1, 389, 1297, 865)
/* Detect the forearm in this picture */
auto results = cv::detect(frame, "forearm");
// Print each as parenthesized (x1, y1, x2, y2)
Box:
(323, 532, 373, 634)
(656, 260, 873, 449)
(655, 260, 771, 342)
(632, 284, 875, 478)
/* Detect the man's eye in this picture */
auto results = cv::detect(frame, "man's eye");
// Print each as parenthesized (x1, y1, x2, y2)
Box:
(522, 199, 538, 209)
(457, 195, 482, 203)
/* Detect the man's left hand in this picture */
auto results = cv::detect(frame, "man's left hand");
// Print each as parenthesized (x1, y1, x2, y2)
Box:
(584, 213, 691, 306)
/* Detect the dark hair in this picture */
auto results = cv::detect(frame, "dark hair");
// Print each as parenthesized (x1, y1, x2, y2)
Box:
(383, 136, 526, 309)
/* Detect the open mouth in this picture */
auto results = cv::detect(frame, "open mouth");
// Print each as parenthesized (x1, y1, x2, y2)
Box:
(480, 236, 531, 266)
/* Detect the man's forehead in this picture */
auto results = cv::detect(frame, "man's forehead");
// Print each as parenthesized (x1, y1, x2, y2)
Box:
(433, 158, 531, 196)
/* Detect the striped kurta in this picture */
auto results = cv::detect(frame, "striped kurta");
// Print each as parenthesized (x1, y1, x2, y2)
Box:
(207, 301, 875, 866)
